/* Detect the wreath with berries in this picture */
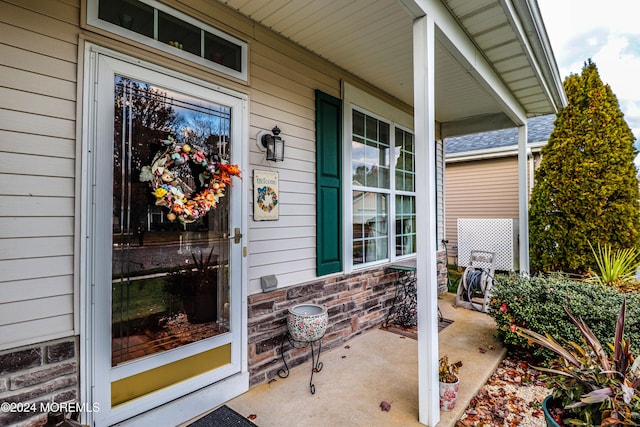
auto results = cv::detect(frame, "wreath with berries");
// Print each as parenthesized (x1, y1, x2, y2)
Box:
(139, 136, 241, 224)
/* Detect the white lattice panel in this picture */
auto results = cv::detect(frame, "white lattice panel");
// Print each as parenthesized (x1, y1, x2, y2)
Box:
(457, 218, 519, 271)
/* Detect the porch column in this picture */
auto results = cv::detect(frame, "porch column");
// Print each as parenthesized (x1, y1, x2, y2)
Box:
(413, 14, 439, 427)
(517, 124, 530, 274)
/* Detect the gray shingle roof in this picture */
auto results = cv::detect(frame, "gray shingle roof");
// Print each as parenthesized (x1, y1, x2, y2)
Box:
(444, 114, 555, 154)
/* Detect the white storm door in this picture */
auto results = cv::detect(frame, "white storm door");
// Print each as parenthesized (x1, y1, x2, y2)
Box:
(84, 49, 247, 427)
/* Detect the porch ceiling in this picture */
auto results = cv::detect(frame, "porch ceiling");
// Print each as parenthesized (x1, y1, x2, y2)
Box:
(216, 0, 564, 136)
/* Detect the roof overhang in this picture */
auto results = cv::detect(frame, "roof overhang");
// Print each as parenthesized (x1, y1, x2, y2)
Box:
(216, 0, 566, 136)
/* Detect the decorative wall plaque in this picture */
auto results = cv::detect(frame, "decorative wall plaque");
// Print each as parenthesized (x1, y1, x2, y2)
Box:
(253, 170, 279, 220)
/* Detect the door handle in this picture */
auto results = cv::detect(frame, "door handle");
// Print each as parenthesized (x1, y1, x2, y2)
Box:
(229, 227, 242, 244)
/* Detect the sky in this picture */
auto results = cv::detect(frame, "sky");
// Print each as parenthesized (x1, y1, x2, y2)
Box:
(537, 0, 640, 151)
(538, 0, 640, 147)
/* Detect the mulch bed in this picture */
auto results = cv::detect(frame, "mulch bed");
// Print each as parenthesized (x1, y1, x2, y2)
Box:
(457, 350, 550, 427)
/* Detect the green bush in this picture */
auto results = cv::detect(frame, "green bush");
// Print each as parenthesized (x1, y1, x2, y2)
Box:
(489, 274, 640, 360)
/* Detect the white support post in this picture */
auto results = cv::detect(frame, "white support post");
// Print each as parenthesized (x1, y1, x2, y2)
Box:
(518, 125, 530, 274)
(413, 14, 439, 427)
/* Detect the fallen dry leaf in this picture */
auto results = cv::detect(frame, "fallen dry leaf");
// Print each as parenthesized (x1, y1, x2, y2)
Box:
(458, 350, 550, 427)
(380, 401, 391, 412)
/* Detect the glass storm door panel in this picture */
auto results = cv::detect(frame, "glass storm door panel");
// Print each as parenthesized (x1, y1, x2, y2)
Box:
(111, 77, 235, 366)
(88, 53, 245, 426)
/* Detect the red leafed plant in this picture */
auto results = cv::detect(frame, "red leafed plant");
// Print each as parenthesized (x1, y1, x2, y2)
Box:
(516, 299, 640, 426)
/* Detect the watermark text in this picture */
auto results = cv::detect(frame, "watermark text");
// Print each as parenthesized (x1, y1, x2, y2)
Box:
(1, 401, 100, 414)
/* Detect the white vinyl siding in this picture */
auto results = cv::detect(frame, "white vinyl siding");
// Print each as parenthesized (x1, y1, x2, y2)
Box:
(246, 27, 408, 293)
(0, 0, 79, 350)
(0, 0, 415, 341)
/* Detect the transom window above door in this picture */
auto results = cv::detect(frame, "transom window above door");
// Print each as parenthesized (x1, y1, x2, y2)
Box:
(87, 0, 248, 81)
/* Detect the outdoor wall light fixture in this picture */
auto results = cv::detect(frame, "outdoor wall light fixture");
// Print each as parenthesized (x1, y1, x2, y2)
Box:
(257, 126, 285, 162)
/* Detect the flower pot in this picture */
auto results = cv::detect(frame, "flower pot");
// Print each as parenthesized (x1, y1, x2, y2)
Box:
(183, 290, 216, 324)
(286, 304, 328, 342)
(167, 267, 218, 324)
(542, 395, 561, 427)
(439, 379, 459, 411)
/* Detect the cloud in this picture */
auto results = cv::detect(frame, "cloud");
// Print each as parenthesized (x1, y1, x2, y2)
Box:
(620, 99, 640, 142)
(554, 28, 610, 78)
(552, 31, 640, 145)
(621, 34, 640, 57)
(537, 0, 640, 162)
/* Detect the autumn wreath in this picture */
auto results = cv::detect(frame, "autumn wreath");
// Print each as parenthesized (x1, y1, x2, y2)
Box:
(256, 186, 278, 213)
(140, 136, 241, 224)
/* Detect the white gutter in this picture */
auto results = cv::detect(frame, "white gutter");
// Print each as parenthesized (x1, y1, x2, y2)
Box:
(445, 141, 546, 163)
(507, 0, 567, 109)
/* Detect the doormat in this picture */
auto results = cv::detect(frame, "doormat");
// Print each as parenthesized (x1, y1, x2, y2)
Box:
(380, 318, 453, 340)
(188, 405, 258, 427)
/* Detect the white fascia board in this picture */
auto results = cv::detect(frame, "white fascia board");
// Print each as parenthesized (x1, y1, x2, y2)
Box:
(501, 0, 566, 111)
(404, 0, 527, 126)
(445, 140, 546, 162)
(510, 0, 567, 109)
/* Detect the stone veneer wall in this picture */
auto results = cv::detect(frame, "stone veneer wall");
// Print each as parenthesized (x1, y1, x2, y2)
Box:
(0, 337, 78, 427)
(247, 252, 447, 387)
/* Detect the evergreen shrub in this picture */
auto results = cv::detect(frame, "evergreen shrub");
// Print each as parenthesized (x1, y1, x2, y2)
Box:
(528, 61, 640, 274)
(489, 274, 640, 361)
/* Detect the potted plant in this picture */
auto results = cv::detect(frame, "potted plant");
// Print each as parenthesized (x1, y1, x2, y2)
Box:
(516, 299, 640, 426)
(439, 355, 461, 411)
(165, 246, 218, 323)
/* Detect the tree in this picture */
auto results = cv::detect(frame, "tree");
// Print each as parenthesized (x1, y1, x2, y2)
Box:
(113, 78, 178, 233)
(529, 60, 640, 274)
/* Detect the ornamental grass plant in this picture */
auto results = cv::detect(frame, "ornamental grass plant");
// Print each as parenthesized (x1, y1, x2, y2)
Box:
(587, 242, 640, 289)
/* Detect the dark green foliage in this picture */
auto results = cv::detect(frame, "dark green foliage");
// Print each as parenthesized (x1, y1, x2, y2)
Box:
(529, 60, 640, 274)
(489, 274, 640, 361)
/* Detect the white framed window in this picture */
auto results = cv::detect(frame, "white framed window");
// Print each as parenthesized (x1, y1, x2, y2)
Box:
(87, 0, 248, 81)
(343, 83, 415, 270)
(394, 127, 416, 257)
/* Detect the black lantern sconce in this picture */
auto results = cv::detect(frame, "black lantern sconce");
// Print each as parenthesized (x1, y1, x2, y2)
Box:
(258, 126, 285, 162)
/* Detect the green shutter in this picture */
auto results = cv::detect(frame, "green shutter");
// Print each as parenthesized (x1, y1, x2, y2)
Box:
(316, 90, 342, 275)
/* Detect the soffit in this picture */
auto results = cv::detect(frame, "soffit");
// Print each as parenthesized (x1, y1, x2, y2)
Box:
(216, 0, 558, 130)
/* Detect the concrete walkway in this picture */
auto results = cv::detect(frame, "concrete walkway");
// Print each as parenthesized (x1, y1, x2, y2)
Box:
(189, 293, 505, 427)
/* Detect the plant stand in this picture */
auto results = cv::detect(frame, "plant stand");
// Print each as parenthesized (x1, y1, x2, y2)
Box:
(277, 332, 324, 394)
(385, 264, 418, 327)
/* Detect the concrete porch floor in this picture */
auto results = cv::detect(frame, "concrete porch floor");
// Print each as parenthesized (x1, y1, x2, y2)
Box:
(187, 292, 506, 427)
